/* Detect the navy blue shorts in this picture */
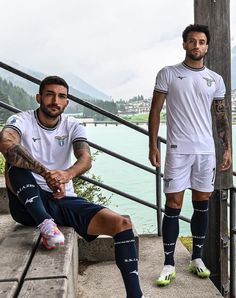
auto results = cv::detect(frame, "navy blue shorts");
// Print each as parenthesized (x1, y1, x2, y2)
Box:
(7, 188, 105, 242)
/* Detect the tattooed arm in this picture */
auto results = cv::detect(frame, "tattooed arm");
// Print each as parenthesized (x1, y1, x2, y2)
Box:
(213, 99, 232, 171)
(0, 127, 62, 194)
(0, 127, 48, 177)
(44, 140, 92, 185)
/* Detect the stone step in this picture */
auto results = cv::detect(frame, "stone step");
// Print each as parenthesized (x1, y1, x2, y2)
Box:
(0, 176, 9, 214)
(78, 215, 139, 262)
(0, 215, 78, 298)
(78, 235, 223, 298)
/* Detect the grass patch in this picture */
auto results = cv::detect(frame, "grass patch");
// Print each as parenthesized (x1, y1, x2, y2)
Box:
(179, 236, 192, 253)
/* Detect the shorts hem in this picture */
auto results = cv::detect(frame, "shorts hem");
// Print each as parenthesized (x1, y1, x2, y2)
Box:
(84, 206, 107, 242)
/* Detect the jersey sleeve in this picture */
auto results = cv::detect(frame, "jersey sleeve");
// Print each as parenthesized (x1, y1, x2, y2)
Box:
(213, 75, 226, 100)
(69, 117, 87, 144)
(4, 112, 26, 136)
(154, 66, 169, 94)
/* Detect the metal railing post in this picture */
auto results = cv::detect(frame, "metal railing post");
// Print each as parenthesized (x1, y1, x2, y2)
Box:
(156, 138, 162, 236)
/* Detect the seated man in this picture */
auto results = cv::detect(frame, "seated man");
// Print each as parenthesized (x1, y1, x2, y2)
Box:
(0, 75, 145, 298)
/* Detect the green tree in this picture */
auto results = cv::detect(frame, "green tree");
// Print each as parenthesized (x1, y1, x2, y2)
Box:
(73, 175, 110, 206)
(0, 153, 5, 175)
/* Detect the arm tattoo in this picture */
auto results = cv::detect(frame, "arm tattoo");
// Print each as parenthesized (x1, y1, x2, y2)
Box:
(214, 100, 230, 150)
(6, 144, 48, 176)
(73, 140, 91, 159)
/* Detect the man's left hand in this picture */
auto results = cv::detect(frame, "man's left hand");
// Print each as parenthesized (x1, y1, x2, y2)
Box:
(44, 170, 72, 186)
(219, 148, 232, 171)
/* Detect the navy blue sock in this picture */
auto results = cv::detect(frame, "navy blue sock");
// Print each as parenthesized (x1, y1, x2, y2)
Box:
(191, 200, 209, 260)
(162, 205, 181, 266)
(113, 229, 143, 298)
(8, 166, 52, 225)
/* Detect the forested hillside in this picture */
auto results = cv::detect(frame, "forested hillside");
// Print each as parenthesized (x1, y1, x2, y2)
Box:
(0, 77, 38, 122)
(0, 76, 118, 122)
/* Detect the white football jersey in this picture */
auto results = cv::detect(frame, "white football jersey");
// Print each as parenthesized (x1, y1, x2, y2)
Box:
(5, 110, 87, 196)
(154, 62, 226, 154)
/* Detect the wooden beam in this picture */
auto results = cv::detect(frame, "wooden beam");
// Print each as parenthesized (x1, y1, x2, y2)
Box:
(194, 0, 232, 189)
(195, 1, 232, 296)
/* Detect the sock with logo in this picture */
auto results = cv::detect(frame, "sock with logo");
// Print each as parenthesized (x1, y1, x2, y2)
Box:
(162, 205, 181, 266)
(8, 166, 51, 225)
(191, 200, 209, 260)
(113, 229, 143, 298)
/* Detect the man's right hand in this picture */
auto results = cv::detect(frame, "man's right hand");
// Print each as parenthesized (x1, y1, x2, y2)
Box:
(149, 147, 161, 167)
(44, 170, 66, 198)
(52, 183, 66, 199)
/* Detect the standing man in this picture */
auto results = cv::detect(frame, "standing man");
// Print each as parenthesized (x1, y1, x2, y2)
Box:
(0, 75, 145, 298)
(148, 24, 231, 286)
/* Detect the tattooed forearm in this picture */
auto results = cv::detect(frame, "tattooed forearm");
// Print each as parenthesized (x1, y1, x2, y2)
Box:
(6, 144, 48, 176)
(73, 140, 91, 159)
(214, 100, 231, 150)
(66, 141, 91, 178)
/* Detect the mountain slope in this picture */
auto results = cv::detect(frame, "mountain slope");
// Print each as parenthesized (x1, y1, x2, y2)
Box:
(0, 61, 111, 101)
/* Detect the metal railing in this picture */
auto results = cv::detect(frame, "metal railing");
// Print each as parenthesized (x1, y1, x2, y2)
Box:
(0, 61, 235, 297)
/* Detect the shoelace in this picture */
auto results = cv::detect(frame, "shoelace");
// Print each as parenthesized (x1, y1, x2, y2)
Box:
(39, 219, 56, 236)
(160, 266, 175, 276)
(192, 259, 206, 270)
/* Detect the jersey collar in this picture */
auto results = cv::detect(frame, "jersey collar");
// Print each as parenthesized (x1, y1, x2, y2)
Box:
(34, 109, 61, 131)
(182, 62, 205, 71)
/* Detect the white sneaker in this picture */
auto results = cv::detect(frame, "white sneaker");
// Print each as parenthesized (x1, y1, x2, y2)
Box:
(38, 218, 65, 249)
(156, 265, 176, 286)
(189, 258, 210, 278)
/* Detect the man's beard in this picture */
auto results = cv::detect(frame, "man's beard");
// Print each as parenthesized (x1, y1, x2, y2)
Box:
(40, 103, 64, 119)
(187, 51, 205, 61)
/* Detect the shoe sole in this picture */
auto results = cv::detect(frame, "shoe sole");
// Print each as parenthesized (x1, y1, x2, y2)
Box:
(42, 238, 64, 249)
(156, 271, 176, 286)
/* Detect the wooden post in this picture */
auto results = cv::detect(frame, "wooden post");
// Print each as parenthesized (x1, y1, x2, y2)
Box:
(194, 0, 232, 296)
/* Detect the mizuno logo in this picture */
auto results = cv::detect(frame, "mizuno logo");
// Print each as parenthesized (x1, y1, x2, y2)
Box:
(32, 137, 41, 142)
(177, 76, 186, 80)
(164, 251, 174, 255)
(130, 270, 139, 276)
(25, 196, 38, 205)
(195, 244, 204, 248)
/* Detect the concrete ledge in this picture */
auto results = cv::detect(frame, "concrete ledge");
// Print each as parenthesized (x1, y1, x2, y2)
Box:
(23, 226, 78, 298)
(79, 217, 139, 262)
(0, 176, 9, 214)
(0, 281, 18, 298)
(0, 215, 78, 298)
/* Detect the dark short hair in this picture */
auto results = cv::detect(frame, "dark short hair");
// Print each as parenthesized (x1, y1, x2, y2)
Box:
(39, 76, 69, 95)
(182, 24, 210, 44)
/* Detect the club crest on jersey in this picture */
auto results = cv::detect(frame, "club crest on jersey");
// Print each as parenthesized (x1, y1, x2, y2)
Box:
(163, 178, 173, 188)
(10, 117, 17, 124)
(55, 135, 68, 146)
(203, 77, 215, 87)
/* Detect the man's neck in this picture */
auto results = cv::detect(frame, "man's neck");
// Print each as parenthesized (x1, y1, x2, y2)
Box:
(184, 57, 204, 69)
(36, 109, 60, 128)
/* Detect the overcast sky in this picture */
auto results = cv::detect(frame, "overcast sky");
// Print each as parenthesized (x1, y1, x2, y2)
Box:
(1, 0, 236, 101)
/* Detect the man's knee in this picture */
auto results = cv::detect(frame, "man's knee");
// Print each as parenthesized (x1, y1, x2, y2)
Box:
(192, 190, 212, 201)
(118, 215, 132, 231)
(165, 190, 184, 209)
(111, 214, 133, 235)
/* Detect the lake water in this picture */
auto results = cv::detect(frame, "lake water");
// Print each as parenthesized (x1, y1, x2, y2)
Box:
(82, 123, 235, 236)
